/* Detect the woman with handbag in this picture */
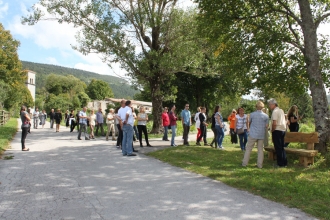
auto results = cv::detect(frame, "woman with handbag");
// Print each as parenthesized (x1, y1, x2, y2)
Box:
(20, 105, 31, 151)
(235, 107, 249, 151)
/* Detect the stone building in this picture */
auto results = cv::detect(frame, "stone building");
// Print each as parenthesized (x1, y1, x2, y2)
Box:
(25, 70, 36, 104)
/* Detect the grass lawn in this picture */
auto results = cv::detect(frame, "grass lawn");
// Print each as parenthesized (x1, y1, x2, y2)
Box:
(0, 118, 18, 155)
(148, 135, 330, 220)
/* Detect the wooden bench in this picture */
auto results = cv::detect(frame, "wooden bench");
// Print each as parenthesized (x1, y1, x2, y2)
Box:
(264, 132, 319, 167)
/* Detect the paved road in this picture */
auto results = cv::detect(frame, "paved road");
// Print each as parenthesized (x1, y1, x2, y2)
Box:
(0, 120, 316, 220)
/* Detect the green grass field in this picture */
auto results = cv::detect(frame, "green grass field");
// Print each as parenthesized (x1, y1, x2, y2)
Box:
(148, 136, 330, 220)
(0, 118, 18, 155)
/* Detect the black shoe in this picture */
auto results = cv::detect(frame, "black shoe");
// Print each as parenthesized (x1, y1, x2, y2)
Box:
(127, 153, 137, 156)
(133, 149, 139, 152)
(184, 143, 190, 146)
(78, 138, 82, 140)
(85, 138, 90, 140)
(204, 143, 209, 146)
(147, 144, 153, 147)
(140, 144, 143, 148)
(196, 142, 201, 146)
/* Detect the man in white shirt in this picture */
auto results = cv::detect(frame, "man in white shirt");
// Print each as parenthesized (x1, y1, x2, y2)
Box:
(33, 107, 40, 129)
(268, 98, 287, 167)
(118, 100, 136, 156)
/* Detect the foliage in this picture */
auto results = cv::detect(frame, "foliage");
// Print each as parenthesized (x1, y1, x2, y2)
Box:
(148, 136, 330, 219)
(0, 23, 33, 111)
(0, 118, 18, 156)
(195, 0, 330, 153)
(42, 74, 90, 111)
(21, 61, 138, 98)
(23, 1, 211, 133)
(87, 79, 114, 100)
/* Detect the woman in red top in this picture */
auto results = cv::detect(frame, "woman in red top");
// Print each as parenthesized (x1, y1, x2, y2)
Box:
(169, 105, 178, 146)
(162, 107, 170, 141)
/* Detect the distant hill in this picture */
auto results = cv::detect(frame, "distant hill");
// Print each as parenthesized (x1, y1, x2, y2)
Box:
(21, 61, 138, 99)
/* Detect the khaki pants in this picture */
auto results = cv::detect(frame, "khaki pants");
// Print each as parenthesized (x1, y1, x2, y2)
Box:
(242, 137, 264, 168)
(106, 123, 115, 140)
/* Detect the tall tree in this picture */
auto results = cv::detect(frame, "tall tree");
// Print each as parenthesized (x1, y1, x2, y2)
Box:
(87, 79, 114, 100)
(0, 23, 33, 110)
(23, 1, 206, 133)
(196, 0, 330, 153)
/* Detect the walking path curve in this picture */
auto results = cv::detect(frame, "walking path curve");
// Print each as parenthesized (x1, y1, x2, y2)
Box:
(0, 120, 316, 220)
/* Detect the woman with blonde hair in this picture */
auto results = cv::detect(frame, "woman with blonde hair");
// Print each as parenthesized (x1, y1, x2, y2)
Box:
(89, 109, 96, 139)
(287, 105, 302, 132)
(137, 106, 152, 147)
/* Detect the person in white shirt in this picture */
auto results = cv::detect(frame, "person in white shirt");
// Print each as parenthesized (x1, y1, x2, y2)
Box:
(268, 98, 287, 167)
(119, 100, 136, 156)
(106, 108, 116, 141)
(194, 107, 201, 142)
(33, 107, 40, 129)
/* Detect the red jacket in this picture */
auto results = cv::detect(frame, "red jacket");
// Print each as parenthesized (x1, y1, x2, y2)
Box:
(169, 111, 177, 126)
(162, 112, 170, 126)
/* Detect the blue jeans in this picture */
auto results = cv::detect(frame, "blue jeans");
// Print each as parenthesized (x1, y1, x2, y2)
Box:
(171, 125, 176, 146)
(238, 130, 248, 150)
(163, 126, 168, 140)
(122, 124, 133, 155)
(215, 125, 224, 147)
(133, 125, 139, 139)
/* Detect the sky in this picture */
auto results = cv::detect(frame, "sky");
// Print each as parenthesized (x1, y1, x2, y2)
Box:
(0, 0, 329, 80)
(0, 0, 195, 79)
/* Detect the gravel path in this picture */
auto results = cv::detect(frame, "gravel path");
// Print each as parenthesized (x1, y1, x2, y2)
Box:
(0, 120, 316, 220)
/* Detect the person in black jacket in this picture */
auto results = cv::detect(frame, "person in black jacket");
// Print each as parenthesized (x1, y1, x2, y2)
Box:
(49, 108, 55, 129)
(196, 107, 208, 146)
(54, 109, 62, 132)
(210, 107, 218, 148)
(69, 110, 76, 132)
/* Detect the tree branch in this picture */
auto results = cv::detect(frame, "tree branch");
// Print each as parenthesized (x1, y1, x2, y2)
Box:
(315, 12, 330, 29)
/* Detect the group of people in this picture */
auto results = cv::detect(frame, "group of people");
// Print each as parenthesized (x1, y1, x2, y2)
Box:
(20, 98, 301, 168)
(161, 104, 226, 149)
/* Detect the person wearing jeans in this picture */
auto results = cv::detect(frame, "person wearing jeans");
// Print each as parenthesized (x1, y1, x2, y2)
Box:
(95, 108, 105, 136)
(78, 107, 90, 140)
(181, 103, 192, 146)
(20, 105, 30, 151)
(235, 107, 249, 151)
(169, 105, 178, 147)
(214, 105, 224, 149)
(242, 101, 269, 168)
(162, 107, 170, 141)
(33, 108, 40, 129)
(119, 100, 136, 156)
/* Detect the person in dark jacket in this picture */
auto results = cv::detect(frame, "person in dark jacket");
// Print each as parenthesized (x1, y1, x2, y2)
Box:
(54, 109, 62, 132)
(49, 108, 55, 129)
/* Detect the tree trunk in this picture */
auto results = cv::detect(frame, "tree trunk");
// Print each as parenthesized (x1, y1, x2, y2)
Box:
(298, 0, 329, 153)
(150, 80, 163, 134)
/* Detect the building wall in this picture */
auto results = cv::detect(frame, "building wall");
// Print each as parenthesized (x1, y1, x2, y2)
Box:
(26, 71, 36, 104)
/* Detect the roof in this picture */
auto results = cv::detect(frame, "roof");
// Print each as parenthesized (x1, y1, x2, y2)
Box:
(105, 98, 152, 107)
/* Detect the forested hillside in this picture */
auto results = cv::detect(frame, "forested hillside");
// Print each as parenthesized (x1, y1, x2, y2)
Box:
(21, 61, 137, 98)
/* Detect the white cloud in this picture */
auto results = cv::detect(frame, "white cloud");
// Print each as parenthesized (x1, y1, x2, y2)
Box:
(0, 0, 8, 18)
(45, 57, 59, 65)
